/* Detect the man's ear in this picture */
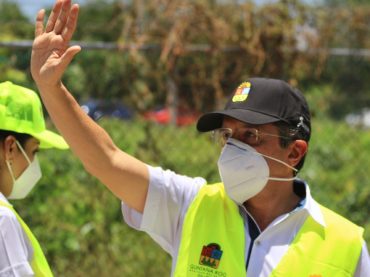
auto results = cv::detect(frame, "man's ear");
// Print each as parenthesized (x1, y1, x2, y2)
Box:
(3, 136, 17, 162)
(288, 140, 308, 168)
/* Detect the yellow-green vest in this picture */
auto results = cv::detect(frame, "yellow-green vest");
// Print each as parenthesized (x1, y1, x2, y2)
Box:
(174, 183, 363, 277)
(0, 201, 53, 277)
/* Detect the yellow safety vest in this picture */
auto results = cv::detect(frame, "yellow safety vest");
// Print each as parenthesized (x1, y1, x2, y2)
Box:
(174, 183, 363, 277)
(0, 201, 53, 277)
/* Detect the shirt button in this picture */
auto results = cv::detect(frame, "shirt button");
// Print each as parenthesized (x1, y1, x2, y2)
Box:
(255, 241, 261, 246)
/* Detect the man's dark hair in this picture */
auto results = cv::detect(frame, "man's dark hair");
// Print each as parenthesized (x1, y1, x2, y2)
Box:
(0, 130, 32, 148)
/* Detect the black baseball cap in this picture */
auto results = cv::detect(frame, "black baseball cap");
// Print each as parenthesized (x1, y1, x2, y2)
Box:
(196, 77, 311, 139)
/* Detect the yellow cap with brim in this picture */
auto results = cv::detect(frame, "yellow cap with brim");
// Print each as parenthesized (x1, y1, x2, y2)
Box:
(0, 81, 69, 149)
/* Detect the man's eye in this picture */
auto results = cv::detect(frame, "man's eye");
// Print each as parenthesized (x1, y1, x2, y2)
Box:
(243, 130, 257, 139)
(239, 129, 259, 145)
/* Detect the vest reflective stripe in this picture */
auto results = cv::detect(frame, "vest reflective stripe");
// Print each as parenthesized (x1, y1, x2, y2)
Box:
(174, 183, 363, 277)
(174, 183, 246, 277)
(0, 201, 53, 277)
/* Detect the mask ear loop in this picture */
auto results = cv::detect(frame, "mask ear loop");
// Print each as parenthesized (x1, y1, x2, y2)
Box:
(257, 152, 298, 181)
(5, 160, 16, 182)
(15, 141, 31, 165)
(229, 138, 298, 173)
(254, 152, 298, 181)
(230, 138, 299, 181)
(259, 153, 298, 173)
(5, 141, 31, 185)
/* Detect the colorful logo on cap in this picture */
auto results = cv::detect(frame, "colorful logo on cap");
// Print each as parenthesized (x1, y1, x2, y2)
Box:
(232, 81, 251, 102)
(199, 243, 223, 269)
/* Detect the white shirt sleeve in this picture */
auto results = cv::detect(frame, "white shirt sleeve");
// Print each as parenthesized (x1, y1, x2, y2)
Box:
(354, 242, 370, 277)
(0, 207, 34, 277)
(121, 165, 206, 256)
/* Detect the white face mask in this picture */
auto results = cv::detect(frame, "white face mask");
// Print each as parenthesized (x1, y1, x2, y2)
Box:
(217, 138, 297, 204)
(5, 141, 42, 200)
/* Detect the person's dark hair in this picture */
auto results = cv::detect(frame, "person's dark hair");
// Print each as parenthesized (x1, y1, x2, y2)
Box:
(0, 130, 32, 148)
(273, 121, 310, 173)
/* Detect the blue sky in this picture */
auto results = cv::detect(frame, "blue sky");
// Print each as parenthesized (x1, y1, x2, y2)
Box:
(12, 0, 87, 19)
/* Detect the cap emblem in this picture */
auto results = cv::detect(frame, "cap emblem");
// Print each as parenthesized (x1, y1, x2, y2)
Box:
(232, 82, 251, 102)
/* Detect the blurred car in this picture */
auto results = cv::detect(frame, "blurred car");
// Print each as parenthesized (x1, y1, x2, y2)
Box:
(345, 108, 370, 129)
(143, 106, 200, 126)
(80, 99, 134, 121)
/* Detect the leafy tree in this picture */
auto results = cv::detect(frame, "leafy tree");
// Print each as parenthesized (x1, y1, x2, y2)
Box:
(325, 0, 370, 6)
(0, 1, 34, 84)
(0, 0, 33, 37)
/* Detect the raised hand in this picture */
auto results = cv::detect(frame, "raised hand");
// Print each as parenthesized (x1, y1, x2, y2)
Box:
(31, 0, 81, 89)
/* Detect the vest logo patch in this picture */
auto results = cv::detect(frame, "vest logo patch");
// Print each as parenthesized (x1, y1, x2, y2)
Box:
(199, 243, 223, 269)
(232, 81, 251, 102)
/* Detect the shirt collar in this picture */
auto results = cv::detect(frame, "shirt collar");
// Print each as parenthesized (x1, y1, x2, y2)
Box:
(237, 179, 327, 228)
(0, 192, 11, 205)
(296, 179, 326, 227)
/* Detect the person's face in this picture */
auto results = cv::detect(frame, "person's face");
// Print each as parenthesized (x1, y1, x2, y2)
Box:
(221, 117, 305, 179)
(0, 136, 40, 197)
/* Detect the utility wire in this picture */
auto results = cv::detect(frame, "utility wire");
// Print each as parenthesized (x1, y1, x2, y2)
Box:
(1, 40, 370, 57)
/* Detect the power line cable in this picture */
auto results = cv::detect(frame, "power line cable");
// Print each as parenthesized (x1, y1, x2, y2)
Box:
(0, 40, 370, 57)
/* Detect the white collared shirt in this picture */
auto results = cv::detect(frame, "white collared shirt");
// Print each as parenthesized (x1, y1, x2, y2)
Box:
(121, 165, 370, 276)
(0, 193, 34, 277)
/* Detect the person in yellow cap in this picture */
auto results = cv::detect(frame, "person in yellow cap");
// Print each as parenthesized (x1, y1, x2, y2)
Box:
(0, 81, 68, 276)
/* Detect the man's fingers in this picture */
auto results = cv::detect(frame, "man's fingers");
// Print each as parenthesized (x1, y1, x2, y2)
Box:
(54, 0, 72, 34)
(35, 9, 46, 37)
(45, 0, 63, 33)
(62, 4, 79, 42)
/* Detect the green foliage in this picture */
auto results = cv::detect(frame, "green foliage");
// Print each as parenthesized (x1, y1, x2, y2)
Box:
(0, 1, 33, 37)
(0, 1, 32, 86)
(323, 56, 370, 117)
(325, 0, 370, 6)
(75, 1, 126, 41)
(301, 118, 370, 240)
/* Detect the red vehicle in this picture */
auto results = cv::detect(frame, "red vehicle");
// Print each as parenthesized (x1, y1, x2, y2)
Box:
(143, 107, 200, 126)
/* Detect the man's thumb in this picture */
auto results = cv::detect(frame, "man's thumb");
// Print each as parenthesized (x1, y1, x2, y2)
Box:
(60, 45, 81, 68)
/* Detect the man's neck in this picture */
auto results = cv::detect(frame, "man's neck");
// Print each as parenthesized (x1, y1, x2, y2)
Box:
(243, 181, 301, 231)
